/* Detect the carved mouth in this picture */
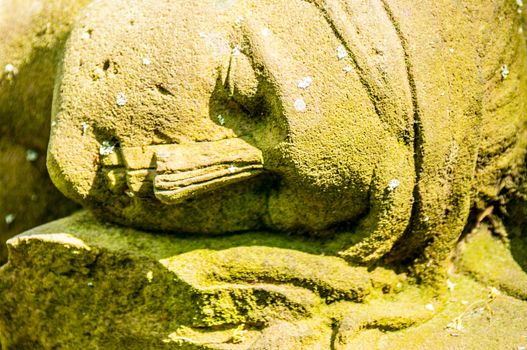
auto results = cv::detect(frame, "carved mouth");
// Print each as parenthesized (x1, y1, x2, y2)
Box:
(110, 138, 264, 204)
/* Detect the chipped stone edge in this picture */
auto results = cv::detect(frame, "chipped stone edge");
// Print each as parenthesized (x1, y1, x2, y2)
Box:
(7, 233, 92, 251)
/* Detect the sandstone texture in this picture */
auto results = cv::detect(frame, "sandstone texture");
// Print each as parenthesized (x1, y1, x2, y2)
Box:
(47, 0, 527, 283)
(1, 0, 527, 348)
(0, 211, 526, 349)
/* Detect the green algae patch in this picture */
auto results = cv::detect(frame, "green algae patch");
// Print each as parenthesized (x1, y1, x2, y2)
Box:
(0, 0, 93, 263)
(363, 274, 527, 350)
(456, 224, 527, 300)
(44, 0, 527, 289)
(19, 211, 353, 258)
(0, 212, 377, 349)
(2, 213, 527, 349)
(162, 247, 371, 302)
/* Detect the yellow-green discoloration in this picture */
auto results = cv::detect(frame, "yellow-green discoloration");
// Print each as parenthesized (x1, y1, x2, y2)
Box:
(1, 0, 527, 348)
(456, 224, 527, 300)
(1, 212, 526, 349)
(46, 0, 527, 286)
(0, 0, 90, 263)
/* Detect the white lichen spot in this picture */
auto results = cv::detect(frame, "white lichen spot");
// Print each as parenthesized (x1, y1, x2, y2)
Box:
(51, 121, 57, 127)
(87, 281, 94, 287)
(520, 26, 524, 34)
(82, 32, 91, 41)
(461, 300, 469, 305)
(142, 56, 151, 65)
(93, 67, 106, 81)
(228, 165, 238, 174)
(446, 279, 456, 291)
(501, 64, 510, 80)
(234, 16, 244, 26)
(4, 64, 17, 74)
(26, 149, 38, 162)
(336, 45, 348, 60)
(116, 92, 127, 106)
(387, 179, 400, 191)
(297, 76, 313, 89)
(125, 190, 135, 198)
(518, 0, 524, 7)
(203, 307, 215, 316)
(231, 325, 248, 344)
(81, 122, 89, 135)
(425, 303, 435, 312)
(518, 346, 526, 350)
(446, 317, 463, 331)
(343, 66, 353, 73)
(3, 63, 18, 80)
(99, 141, 116, 156)
(4, 214, 15, 225)
(423, 216, 430, 222)
(232, 45, 241, 56)
(489, 286, 501, 298)
(146, 271, 154, 283)
(294, 98, 307, 112)
(449, 48, 455, 53)
(198, 31, 230, 56)
(217, 114, 225, 125)
(261, 27, 271, 37)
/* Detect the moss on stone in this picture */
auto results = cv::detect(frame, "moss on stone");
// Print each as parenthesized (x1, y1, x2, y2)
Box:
(41, 0, 527, 288)
(1, 213, 526, 349)
(456, 224, 527, 300)
(0, 0, 91, 263)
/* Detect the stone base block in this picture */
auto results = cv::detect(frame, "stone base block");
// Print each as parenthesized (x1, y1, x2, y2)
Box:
(1, 211, 526, 349)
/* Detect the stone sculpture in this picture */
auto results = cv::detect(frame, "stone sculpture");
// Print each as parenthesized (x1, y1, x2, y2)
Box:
(48, 0, 527, 280)
(1, 0, 527, 349)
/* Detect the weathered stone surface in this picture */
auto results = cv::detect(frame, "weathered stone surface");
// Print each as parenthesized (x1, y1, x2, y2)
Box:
(2, 0, 527, 348)
(0, 211, 526, 349)
(46, 0, 527, 284)
(456, 224, 527, 300)
(0, 0, 90, 263)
